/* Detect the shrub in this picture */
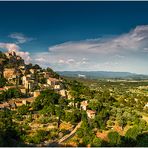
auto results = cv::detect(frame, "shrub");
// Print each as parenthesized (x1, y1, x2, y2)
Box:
(17, 105, 29, 115)
(108, 131, 121, 146)
(125, 126, 141, 140)
(31, 130, 48, 144)
(92, 136, 102, 147)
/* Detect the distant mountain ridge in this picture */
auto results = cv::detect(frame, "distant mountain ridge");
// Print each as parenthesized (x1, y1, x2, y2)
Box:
(57, 71, 148, 79)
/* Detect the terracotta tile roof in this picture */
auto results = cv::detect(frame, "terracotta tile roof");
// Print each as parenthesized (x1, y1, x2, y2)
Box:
(48, 77, 59, 82)
(0, 88, 5, 91)
(0, 97, 36, 109)
(87, 110, 96, 114)
(81, 101, 88, 106)
(0, 102, 10, 108)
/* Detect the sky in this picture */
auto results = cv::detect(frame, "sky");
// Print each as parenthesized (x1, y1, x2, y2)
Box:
(1, 2, 148, 74)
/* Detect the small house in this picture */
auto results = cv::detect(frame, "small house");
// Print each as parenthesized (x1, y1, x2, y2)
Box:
(34, 90, 40, 97)
(59, 89, 67, 97)
(47, 77, 60, 86)
(87, 110, 96, 119)
(81, 100, 88, 111)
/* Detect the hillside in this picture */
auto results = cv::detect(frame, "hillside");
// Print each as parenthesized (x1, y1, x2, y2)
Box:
(0, 51, 148, 147)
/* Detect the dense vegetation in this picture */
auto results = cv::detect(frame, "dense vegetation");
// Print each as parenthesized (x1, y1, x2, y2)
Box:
(0, 88, 23, 103)
(0, 74, 148, 146)
(0, 108, 26, 146)
(0, 77, 7, 88)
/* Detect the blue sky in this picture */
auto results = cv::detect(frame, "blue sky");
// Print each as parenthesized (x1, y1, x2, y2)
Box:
(1, 2, 148, 74)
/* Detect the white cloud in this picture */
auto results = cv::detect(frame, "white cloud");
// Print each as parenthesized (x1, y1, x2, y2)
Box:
(57, 58, 88, 65)
(36, 25, 147, 72)
(9, 33, 34, 44)
(0, 42, 31, 63)
(49, 25, 148, 55)
(0, 43, 20, 52)
(17, 51, 31, 63)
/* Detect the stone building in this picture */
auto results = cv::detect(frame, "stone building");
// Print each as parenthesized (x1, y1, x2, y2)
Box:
(34, 90, 41, 97)
(80, 100, 88, 111)
(86, 110, 96, 119)
(59, 89, 67, 97)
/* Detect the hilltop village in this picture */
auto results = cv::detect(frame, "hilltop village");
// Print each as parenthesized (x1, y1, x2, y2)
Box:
(0, 51, 68, 107)
(0, 51, 96, 119)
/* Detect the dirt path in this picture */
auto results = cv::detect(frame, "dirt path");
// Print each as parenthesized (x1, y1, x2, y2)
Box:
(59, 121, 82, 144)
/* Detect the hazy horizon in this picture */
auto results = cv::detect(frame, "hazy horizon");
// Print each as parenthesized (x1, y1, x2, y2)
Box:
(56, 70, 148, 76)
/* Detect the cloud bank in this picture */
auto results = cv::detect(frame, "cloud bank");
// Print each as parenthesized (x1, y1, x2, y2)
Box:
(32, 25, 148, 73)
(49, 25, 148, 55)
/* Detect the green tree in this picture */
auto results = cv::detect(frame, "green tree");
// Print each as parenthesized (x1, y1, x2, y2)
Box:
(17, 105, 30, 115)
(0, 109, 24, 146)
(31, 130, 48, 144)
(64, 109, 81, 124)
(46, 67, 59, 78)
(57, 97, 67, 128)
(88, 99, 103, 111)
(0, 77, 6, 87)
(0, 88, 22, 102)
(92, 136, 102, 147)
(136, 133, 148, 147)
(32, 89, 60, 111)
(125, 126, 141, 140)
(76, 128, 84, 138)
(118, 116, 127, 130)
(108, 131, 121, 146)
(5, 88, 22, 100)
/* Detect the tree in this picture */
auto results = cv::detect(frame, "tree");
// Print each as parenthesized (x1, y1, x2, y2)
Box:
(0, 51, 6, 58)
(118, 116, 127, 130)
(92, 136, 102, 147)
(76, 128, 84, 138)
(6, 88, 22, 99)
(68, 80, 90, 108)
(88, 99, 103, 112)
(64, 109, 81, 124)
(39, 78, 47, 84)
(0, 88, 22, 102)
(0, 77, 6, 87)
(136, 133, 148, 147)
(82, 135, 93, 146)
(30, 130, 48, 144)
(125, 126, 141, 141)
(138, 119, 148, 131)
(0, 109, 24, 146)
(108, 131, 121, 146)
(32, 64, 41, 69)
(46, 67, 59, 78)
(17, 105, 30, 115)
(57, 97, 67, 128)
(32, 89, 60, 111)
